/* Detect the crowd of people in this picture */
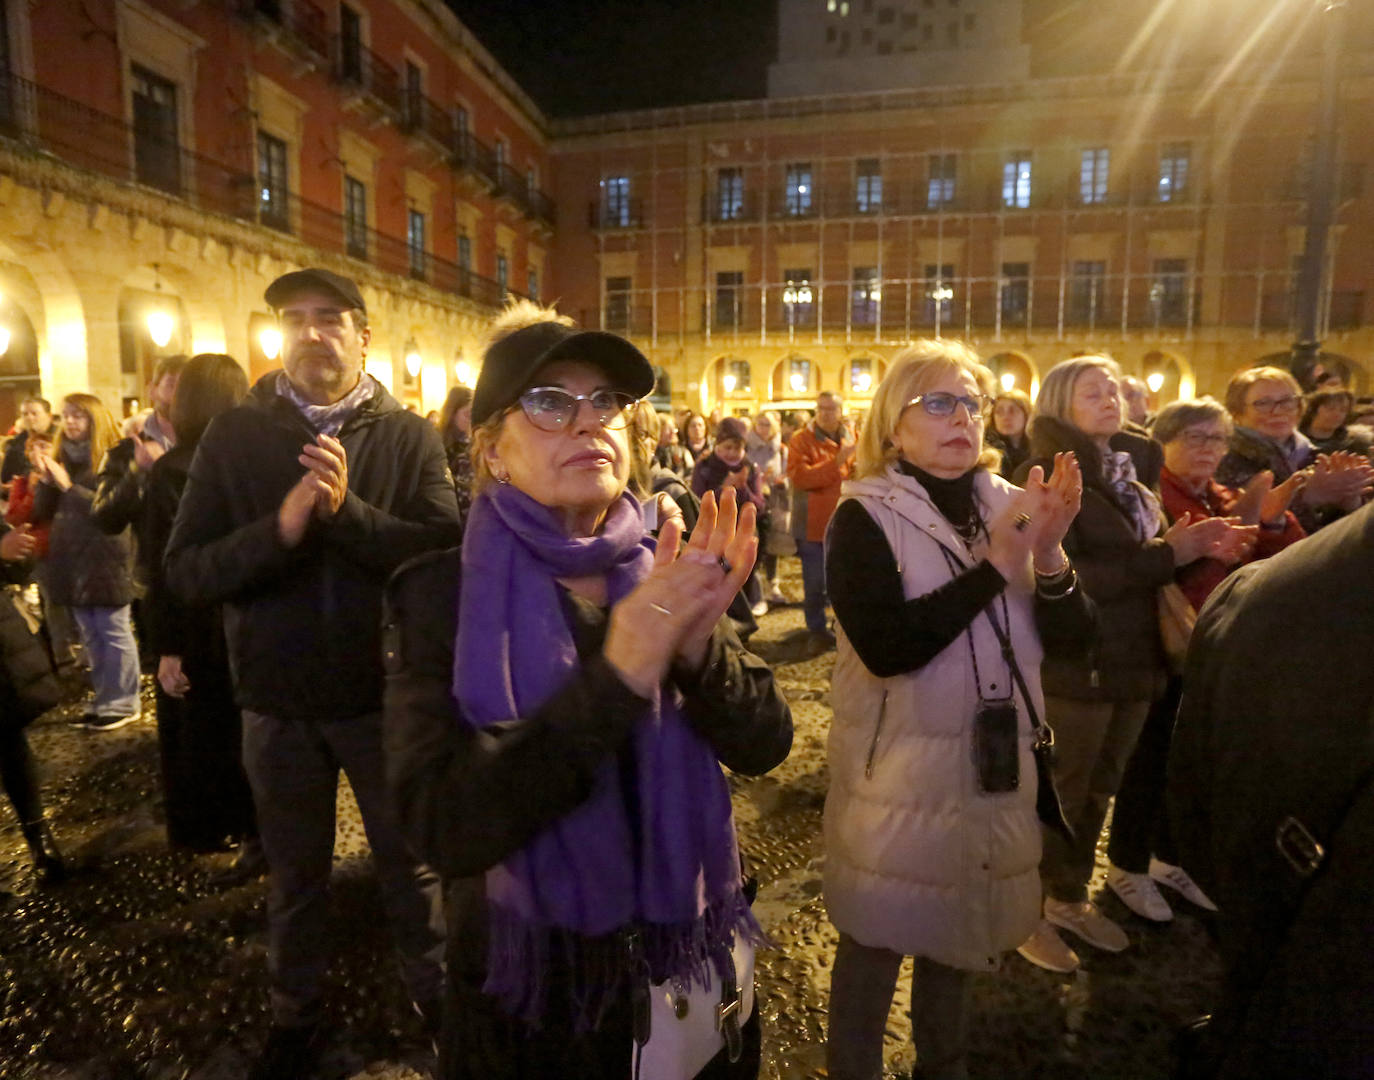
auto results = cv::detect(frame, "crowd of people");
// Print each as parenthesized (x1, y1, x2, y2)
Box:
(1, 263, 1372, 1080)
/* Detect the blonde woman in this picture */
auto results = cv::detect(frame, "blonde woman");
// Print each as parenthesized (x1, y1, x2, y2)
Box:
(32, 393, 140, 730)
(822, 341, 1091, 1080)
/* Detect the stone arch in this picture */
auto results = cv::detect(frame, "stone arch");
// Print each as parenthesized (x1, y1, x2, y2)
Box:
(1255, 349, 1367, 396)
(985, 350, 1040, 400)
(0, 240, 88, 404)
(1139, 348, 1195, 404)
(702, 354, 756, 411)
(843, 353, 888, 399)
(769, 353, 818, 404)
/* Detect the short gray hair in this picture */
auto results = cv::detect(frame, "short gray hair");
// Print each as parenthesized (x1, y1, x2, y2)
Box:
(1035, 355, 1122, 426)
(1152, 398, 1232, 445)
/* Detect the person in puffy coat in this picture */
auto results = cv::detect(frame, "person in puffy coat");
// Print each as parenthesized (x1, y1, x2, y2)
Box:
(31, 393, 141, 730)
(823, 341, 1093, 1080)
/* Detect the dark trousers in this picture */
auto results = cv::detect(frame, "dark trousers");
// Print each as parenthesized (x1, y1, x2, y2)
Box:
(157, 685, 256, 852)
(1108, 676, 1183, 873)
(1040, 696, 1151, 902)
(0, 724, 42, 825)
(242, 709, 445, 1027)
(798, 539, 829, 633)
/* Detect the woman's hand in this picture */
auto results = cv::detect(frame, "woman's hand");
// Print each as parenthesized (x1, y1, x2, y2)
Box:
(1164, 512, 1248, 565)
(157, 655, 191, 698)
(1024, 453, 1083, 569)
(985, 488, 1040, 581)
(1304, 451, 1374, 511)
(35, 452, 71, 492)
(602, 489, 757, 696)
(1236, 469, 1308, 526)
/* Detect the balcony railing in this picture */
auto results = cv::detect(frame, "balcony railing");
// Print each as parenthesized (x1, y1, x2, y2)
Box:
(589, 197, 644, 229)
(400, 92, 454, 150)
(333, 37, 402, 116)
(701, 191, 761, 224)
(0, 70, 517, 310)
(236, 0, 328, 59)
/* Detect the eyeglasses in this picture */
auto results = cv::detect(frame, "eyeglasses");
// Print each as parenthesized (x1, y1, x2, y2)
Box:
(1179, 431, 1229, 450)
(517, 386, 637, 432)
(1250, 395, 1301, 415)
(904, 392, 991, 418)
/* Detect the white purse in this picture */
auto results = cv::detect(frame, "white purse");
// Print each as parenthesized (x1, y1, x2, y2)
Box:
(631, 933, 756, 1079)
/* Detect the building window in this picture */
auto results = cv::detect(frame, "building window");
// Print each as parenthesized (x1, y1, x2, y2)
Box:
(715, 271, 744, 328)
(403, 60, 422, 126)
(494, 138, 507, 167)
(850, 357, 876, 395)
(605, 276, 631, 331)
(725, 359, 752, 394)
(1080, 147, 1110, 204)
(1159, 142, 1191, 202)
(878, 6, 895, 22)
(787, 357, 813, 395)
(852, 266, 880, 326)
(1150, 258, 1189, 325)
(923, 263, 954, 323)
(495, 252, 508, 292)
(601, 175, 631, 227)
(946, 21, 959, 45)
(131, 66, 180, 195)
(785, 163, 813, 216)
(344, 176, 367, 259)
(1002, 151, 1032, 209)
(257, 130, 289, 231)
(782, 268, 814, 327)
(1000, 262, 1029, 325)
(407, 208, 426, 280)
(1069, 260, 1107, 324)
(526, 167, 537, 196)
(339, 3, 363, 83)
(527, 268, 539, 301)
(717, 167, 744, 221)
(457, 233, 472, 293)
(927, 153, 956, 209)
(855, 158, 882, 214)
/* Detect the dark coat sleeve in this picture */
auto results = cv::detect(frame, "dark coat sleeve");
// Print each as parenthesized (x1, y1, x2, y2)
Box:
(164, 421, 299, 606)
(141, 461, 188, 657)
(318, 422, 461, 576)
(90, 439, 143, 535)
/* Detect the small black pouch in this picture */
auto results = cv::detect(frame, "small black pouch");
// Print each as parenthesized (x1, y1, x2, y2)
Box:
(973, 697, 1020, 794)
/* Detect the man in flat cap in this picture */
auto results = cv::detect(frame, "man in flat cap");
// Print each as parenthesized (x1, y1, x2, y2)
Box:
(165, 268, 460, 1077)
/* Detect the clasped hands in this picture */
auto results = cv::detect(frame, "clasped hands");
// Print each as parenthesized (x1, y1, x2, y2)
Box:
(603, 488, 758, 699)
(277, 434, 349, 548)
(987, 452, 1083, 581)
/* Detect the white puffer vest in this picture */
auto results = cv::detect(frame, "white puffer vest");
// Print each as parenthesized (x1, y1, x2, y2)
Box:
(823, 466, 1044, 971)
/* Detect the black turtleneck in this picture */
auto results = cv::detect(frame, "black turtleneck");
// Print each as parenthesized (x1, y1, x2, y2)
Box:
(827, 466, 1091, 679)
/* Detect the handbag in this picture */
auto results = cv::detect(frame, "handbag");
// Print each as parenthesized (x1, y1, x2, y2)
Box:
(631, 931, 755, 1080)
(1158, 582, 1197, 675)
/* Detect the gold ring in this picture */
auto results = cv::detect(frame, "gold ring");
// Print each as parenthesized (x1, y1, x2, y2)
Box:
(1014, 513, 1032, 532)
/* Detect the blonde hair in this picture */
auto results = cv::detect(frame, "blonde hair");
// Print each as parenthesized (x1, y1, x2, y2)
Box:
(470, 299, 578, 495)
(856, 339, 998, 479)
(55, 393, 122, 471)
(1225, 365, 1302, 419)
(1035, 355, 1123, 427)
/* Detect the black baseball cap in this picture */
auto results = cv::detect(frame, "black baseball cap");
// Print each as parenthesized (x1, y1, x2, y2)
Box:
(472, 321, 655, 426)
(264, 268, 366, 314)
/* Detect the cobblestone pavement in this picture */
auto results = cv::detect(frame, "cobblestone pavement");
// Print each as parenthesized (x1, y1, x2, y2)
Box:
(0, 564, 1221, 1079)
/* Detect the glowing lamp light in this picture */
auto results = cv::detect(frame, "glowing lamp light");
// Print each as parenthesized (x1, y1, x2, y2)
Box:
(146, 309, 174, 348)
(1146, 372, 1165, 393)
(930, 286, 953, 303)
(454, 360, 473, 385)
(405, 349, 423, 379)
(259, 327, 282, 361)
(789, 372, 806, 393)
(853, 372, 872, 393)
(1000, 372, 1016, 392)
(723, 373, 737, 393)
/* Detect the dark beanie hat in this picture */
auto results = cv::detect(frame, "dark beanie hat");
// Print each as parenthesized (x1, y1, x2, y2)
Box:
(716, 416, 749, 444)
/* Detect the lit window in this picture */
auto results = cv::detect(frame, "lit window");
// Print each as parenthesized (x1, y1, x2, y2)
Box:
(527, 268, 539, 301)
(927, 152, 957, 209)
(1080, 147, 1109, 204)
(601, 175, 632, 227)
(782, 268, 814, 326)
(1159, 142, 1190, 202)
(717, 167, 745, 221)
(605, 276, 631, 331)
(856, 158, 882, 213)
(924, 263, 954, 323)
(715, 271, 744, 328)
(258, 131, 289, 231)
(344, 176, 367, 259)
(1069, 260, 1107, 325)
(407, 209, 426, 280)
(785, 163, 813, 216)
(1002, 151, 1032, 209)
(1000, 262, 1030, 325)
(1150, 258, 1189, 325)
(495, 253, 508, 292)
(852, 266, 880, 325)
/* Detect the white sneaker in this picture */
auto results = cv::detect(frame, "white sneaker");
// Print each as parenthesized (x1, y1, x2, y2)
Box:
(750, 599, 769, 617)
(1107, 865, 1173, 923)
(1149, 857, 1219, 912)
(1044, 897, 1130, 953)
(1016, 919, 1080, 973)
(766, 584, 787, 605)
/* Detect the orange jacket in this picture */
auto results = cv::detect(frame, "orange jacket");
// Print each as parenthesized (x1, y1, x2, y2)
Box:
(786, 422, 853, 543)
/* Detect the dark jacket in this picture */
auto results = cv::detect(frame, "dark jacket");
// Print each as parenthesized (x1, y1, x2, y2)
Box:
(0, 533, 61, 733)
(2, 430, 35, 486)
(382, 547, 791, 1073)
(1214, 426, 1338, 534)
(690, 452, 765, 513)
(32, 445, 138, 608)
(164, 373, 461, 722)
(985, 429, 1029, 481)
(1169, 501, 1374, 1079)
(1014, 417, 1172, 702)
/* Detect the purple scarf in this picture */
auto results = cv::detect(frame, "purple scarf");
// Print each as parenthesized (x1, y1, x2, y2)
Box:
(454, 484, 757, 1025)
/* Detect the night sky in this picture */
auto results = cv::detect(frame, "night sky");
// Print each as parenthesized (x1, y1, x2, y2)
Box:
(442, 0, 775, 118)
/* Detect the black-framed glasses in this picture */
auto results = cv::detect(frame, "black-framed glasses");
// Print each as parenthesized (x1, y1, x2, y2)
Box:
(517, 386, 638, 432)
(1250, 394, 1301, 415)
(904, 392, 991, 418)
(1179, 430, 1229, 450)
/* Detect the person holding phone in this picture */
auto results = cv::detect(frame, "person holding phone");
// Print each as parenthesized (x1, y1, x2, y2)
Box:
(822, 341, 1092, 1080)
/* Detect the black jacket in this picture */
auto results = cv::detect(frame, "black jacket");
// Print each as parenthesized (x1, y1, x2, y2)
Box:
(164, 373, 461, 722)
(382, 547, 791, 1073)
(0, 533, 60, 733)
(90, 438, 146, 540)
(1014, 417, 1172, 702)
(32, 447, 138, 608)
(1169, 500, 1374, 1079)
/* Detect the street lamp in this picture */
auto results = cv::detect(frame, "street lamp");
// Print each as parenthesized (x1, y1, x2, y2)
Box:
(0, 327, 10, 356)
(1146, 371, 1165, 394)
(1000, 372, 1016, 392)
(1290, 0, 1349, 381)
(404, 342, 423, 379)
(146, 262, 174, 348)
(259, 326, 282, 361)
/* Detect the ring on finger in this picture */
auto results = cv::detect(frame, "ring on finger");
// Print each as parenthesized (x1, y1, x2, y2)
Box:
(649, 602, 673, 616)
(717, 555, 733, 575)
(1013, 512, 1032, 532)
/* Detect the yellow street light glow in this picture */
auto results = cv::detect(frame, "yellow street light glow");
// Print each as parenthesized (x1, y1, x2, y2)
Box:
(854, 371, 872, 393)
(405, 349, 423, 378)
(1146, 372, 1165, 393)
(0, 327, 10, 356)
(146, 309, 174, 348)
(789, 372, 806, 393)
(259, 327, 282, 361)
(454, 360, 473, 385)
(723, 372, 737, 393)
(1000, 372, 1016, 392)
